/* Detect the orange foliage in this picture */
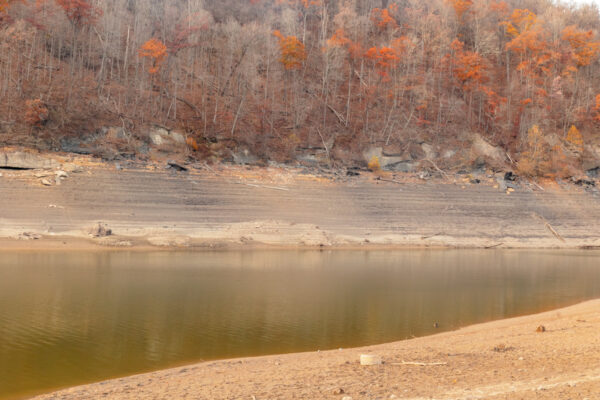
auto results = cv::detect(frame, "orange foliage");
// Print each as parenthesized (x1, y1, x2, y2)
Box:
(562, 26, 600, 67)
(273, 30, 306, 70)
(371, 4, 398, 29)
(327, 29, 363, 59)
(186, 137, 199, 151)
(365, 45, 400, 77)
(565, 125, 583, 152)
(327, 28, 351, 47)
(489, 1, 509, 16)
(56, 0, 101, 26)
(448, 0, 473, 20)
(594, 94, 600, 122)
(138, 38, 168, 75)
(503, 9, 537, 38)
(450, 39, 487, 89)
(0, 0, 21, 13)
(24, 98, 48, 127)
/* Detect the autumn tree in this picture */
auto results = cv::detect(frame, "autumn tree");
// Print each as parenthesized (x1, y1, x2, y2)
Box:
(139, 38, 168, 75)
(273, 30, 306, 70)
(24, 99, 48, 128)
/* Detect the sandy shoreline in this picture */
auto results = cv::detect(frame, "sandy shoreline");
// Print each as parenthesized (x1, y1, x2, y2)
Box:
(31, 299, 600, 400)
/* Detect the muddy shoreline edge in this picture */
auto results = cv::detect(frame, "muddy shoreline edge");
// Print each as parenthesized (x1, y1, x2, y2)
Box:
(30, 299, 600, 399)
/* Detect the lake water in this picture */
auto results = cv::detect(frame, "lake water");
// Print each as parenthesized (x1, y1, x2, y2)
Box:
(1, 250, 600, 399)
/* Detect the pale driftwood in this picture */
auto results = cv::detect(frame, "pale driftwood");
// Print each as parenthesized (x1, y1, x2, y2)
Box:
(424, 159, 452, 181)
(545, 222, 566, 243)
(235, 182, 290, 191)
(506, 152, 515, 164)
(392, 360, 448, 366)
(484, 242, 504, 249)
(531, 181, 545, 191)
(379, 178, 404, 185)
(315, 128, 331, 164)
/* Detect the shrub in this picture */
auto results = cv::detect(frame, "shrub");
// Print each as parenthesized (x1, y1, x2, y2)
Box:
(368, 155, 381, 172)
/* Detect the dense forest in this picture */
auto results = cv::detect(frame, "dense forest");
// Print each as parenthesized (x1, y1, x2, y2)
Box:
(1, 0, 599, 175)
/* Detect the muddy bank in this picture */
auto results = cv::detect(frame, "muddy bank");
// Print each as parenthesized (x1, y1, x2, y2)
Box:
(32, 299, 600, 399)
(1, 160, 600, 249)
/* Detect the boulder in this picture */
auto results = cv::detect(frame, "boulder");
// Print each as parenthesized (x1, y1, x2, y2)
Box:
(363, 146, 413, 171)
(149, 129, 167, 146)
(587, 167, 599, 178)
(408, 142, 426, 160)
(471, 134, 506, 165)
(382, 143, 404, 157)
(231, 147, 258, 165)
(148, 126, 187, 147)
(363, 147, 382, 163)
(385, 160, 415, 172)
(421, 143, 437, 159)
(170, 131, 186, 144)
(89, 223, 112, 238)
(0, 151, 59, 170)
(583, 144, 600, 171)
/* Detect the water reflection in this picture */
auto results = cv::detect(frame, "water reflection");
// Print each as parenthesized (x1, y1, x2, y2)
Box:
(0, 249, 599, 399)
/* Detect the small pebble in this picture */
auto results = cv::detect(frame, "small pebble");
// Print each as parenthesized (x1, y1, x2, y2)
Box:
(342, 397, 353, 400)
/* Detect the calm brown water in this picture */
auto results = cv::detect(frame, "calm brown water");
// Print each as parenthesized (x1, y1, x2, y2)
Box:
(1, 250, 600, 399)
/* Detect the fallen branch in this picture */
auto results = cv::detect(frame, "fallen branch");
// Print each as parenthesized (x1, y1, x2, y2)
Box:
(424, 159, 451, 181)
(532, 213, 566, 243)
(379, 178, 404, 185)
(421, 232, 442, 240)
(484, 242, 504, 249)
(235, 182, 290, 191)
(545, 222, 566, 243)
(531, 181, 545, 191)
(392, 361, 448, 366)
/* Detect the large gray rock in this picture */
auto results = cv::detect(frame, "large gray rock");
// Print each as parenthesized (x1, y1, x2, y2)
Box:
(231, 147, 258, 165)
(148, 126, 186, 147)
(471, 134, 505, 165)
(363, 147, 413, 171)
(583, 144, 600, 171)
(0, 151, 59, 169)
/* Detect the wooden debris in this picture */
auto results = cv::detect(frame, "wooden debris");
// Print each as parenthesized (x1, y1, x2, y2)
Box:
(392, 360, 448, 366)
(235, 182, 290, 191)
(545, 222, 565, 243)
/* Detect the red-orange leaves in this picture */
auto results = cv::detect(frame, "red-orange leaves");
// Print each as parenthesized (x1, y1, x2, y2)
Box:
(503, 9, 537, 38)
(138, 38, 168, 75)
(562, 26, 600, 67)
(594, 94, 600, 122)
(448, 0, 473, 20)
(56, 0, 101, 26)
(371, 4, 398, 29)
(0, 0, 21, 13)
(364, 46, 399, 77)
(24, 98, 48, 127)
(273, 30, 306, 70)
(450, 39, 487, 89)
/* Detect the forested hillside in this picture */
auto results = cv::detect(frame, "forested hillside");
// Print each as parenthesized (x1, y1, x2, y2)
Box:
(1, 0, 600, 176)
